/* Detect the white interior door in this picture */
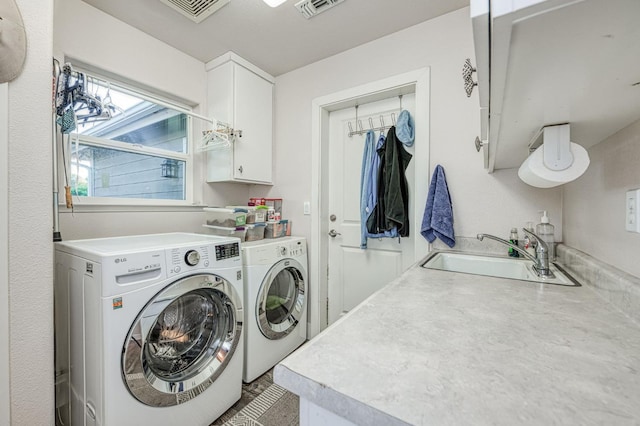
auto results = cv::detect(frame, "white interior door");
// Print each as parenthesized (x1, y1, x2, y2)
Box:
(327, 94, 416, 324)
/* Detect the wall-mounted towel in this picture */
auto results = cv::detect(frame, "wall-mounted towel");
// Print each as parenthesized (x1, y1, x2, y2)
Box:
(421, 165, 455, 247)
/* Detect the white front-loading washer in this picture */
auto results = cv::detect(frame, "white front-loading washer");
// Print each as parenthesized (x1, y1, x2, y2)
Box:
(54, 233, 244, 426)
(241, 236, 307, 383)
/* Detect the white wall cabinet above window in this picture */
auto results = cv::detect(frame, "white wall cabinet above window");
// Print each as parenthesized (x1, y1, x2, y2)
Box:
(471, 0, 640, 173)
(205, 53, 274, 184)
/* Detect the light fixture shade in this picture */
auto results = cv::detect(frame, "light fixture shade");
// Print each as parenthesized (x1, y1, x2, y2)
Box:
(263, 0, 287, 7)
(518, 142, 590, 188)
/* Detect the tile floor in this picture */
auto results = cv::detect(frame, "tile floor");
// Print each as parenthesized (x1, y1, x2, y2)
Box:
(211, 369, 299, 426)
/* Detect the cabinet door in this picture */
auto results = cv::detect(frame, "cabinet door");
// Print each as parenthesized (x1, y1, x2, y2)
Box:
(478, 0, 640, 172)
(233, 65, 273, 183)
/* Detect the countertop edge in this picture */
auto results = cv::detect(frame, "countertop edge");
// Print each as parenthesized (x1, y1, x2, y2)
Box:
(274, 364, 410, 426)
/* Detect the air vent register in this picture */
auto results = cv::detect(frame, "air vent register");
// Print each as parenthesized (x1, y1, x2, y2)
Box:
(159, 0, 230, 23)
(295, 0, 345, 19)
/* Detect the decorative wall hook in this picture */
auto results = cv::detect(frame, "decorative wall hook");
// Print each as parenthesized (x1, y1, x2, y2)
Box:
(462, 58, 477, 97)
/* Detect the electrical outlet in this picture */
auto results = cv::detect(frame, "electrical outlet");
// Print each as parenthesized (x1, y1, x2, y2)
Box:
(626, 189, 640, 233)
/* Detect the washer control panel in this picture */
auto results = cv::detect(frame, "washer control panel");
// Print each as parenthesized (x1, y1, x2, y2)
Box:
(184, 250, 201, 266)
(167, 245, 212, 276)
(215, 242, 240, 261)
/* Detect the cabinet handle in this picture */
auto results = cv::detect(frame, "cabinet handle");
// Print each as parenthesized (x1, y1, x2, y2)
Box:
(238, 165, 243, 174)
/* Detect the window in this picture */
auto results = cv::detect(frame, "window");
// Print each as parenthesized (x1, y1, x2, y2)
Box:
(59, 70, 194, 205)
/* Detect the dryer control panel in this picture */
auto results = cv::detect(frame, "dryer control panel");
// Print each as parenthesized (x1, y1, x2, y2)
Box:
(277, 240, 306, 258)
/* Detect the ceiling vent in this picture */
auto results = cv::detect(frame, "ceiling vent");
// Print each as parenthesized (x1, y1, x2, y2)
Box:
(159, 0, 230, 23)
(294, 0, 345, 19)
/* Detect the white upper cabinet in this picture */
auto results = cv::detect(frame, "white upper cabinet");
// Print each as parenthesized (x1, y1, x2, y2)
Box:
(471, 0, 640, 172)
(206, 53, 274, 184)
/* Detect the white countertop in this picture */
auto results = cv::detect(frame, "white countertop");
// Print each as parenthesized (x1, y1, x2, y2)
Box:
(274, 254, 640, 425)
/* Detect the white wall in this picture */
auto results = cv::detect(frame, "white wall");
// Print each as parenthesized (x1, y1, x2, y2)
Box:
(271, 7, 562, 254)
(563, 118, 640, 278)
(54, 0, 249, 240)
(54, 0, 205, 106)
(7, 0, 55, 423)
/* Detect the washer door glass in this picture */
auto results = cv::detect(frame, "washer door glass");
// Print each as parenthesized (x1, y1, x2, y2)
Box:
(256, 259, 305, 340)
(122, 274, 242, 407)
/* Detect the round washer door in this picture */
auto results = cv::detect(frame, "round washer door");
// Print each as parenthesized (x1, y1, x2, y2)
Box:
(256, 258, 306, 340)
(122, 273, 242, 407)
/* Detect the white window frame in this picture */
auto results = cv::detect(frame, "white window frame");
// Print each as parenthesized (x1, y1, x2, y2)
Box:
(57, 68, 201, 207)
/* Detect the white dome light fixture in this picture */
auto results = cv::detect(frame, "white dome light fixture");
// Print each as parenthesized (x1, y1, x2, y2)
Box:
(263, 0, 287, 7)
(518, 123, 590, 188)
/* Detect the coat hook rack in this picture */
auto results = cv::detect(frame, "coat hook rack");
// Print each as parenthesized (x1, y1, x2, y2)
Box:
(347, 102, 407, 137)
(347, 113, 396, 137)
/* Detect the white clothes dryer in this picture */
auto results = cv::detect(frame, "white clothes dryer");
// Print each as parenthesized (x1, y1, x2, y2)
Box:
(54, 233, 244, 426)
(241, 236, 307, 383)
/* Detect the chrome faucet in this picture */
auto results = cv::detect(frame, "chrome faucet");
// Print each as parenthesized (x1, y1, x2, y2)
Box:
(477, 229, 554, 278)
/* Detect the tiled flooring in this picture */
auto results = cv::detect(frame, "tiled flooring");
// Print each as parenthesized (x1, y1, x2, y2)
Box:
(211, 369, 299, 426)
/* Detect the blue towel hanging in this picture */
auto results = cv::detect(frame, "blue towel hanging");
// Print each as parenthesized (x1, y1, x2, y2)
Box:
(421, 165, 455, 247)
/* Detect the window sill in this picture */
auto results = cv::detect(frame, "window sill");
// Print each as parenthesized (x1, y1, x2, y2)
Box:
(58, 203, 208, 214)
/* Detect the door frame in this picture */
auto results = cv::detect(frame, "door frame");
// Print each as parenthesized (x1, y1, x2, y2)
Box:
(308, 68, 431, 338)
(0, 82, 10, 423)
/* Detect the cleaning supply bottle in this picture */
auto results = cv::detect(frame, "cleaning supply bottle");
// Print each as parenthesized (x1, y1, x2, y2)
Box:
(523, 222, 536, 257)
(536, 211, 555, 261)
(508, 228, 519, 257)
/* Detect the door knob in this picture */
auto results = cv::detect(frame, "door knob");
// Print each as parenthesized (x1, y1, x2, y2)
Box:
(328, 229, 341, 238)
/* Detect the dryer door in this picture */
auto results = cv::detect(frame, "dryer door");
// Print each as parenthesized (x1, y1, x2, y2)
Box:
(256, 258, 306, 340)
(122, 273, 242, 407)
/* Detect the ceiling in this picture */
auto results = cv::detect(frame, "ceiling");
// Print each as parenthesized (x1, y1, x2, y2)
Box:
(81, 0, 469, 76)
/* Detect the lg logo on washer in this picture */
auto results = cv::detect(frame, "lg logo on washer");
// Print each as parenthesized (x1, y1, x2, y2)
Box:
(114, 257, 127, 264)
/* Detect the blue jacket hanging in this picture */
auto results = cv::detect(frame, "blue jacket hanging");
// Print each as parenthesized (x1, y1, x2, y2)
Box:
(360, 131, 396, 248)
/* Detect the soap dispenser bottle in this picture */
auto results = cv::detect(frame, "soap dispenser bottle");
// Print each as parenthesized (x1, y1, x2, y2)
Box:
(508, 228, 519, 257)
(536, 211, 555, 261)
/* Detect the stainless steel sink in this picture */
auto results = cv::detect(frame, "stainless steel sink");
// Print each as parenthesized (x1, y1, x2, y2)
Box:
(421, 251, 580, 286)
